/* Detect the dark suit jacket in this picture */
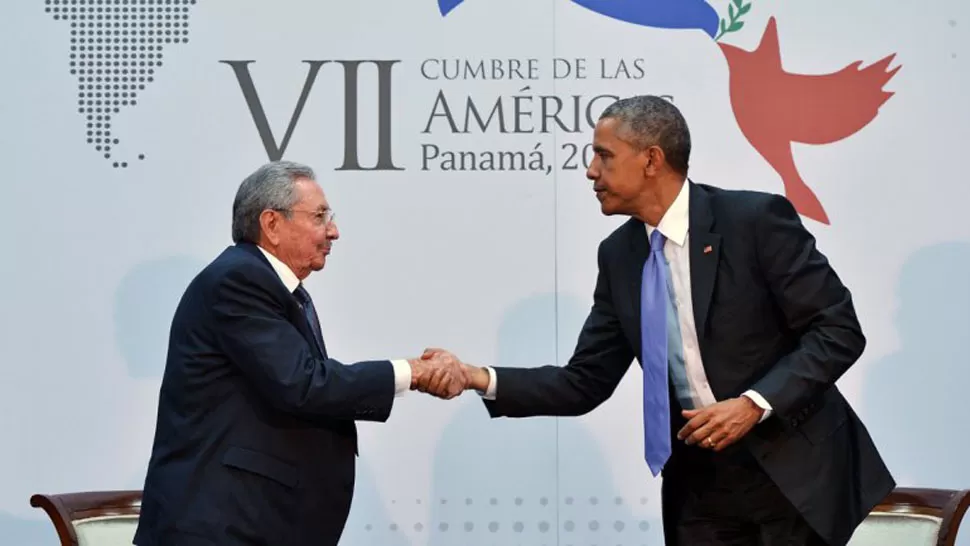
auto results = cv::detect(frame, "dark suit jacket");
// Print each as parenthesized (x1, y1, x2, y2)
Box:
(483, 182, 894, 545)
(134, 242, 396, 546)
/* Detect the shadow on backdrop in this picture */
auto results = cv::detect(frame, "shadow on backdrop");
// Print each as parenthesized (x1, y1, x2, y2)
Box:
(0, 258, 207, 546)
(0, 512, 53, 546)
(114, 256, 206, 378)
(115, 256, 215, 506)
(427, 292, 663, 546)
(861, 241, 970, 493)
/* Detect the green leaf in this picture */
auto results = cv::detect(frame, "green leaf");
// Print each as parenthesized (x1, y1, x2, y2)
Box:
(729, 3, 736, 20)
(733, 0, 744, 7)
(720, 18, 728, 32)
(739, 3, 751, 16)
(728, 20, 745, 32)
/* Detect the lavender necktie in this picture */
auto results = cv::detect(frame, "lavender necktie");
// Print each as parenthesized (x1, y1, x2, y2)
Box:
(641, 229, 671, 476)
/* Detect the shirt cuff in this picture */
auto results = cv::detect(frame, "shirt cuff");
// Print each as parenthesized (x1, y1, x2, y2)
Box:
(391, 359, 411, 397)
(742, 390, 772, 423)
(478, 366, 497, 400)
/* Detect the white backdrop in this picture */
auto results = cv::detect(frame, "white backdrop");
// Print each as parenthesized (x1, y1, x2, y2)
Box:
(1, 0, 968, 544)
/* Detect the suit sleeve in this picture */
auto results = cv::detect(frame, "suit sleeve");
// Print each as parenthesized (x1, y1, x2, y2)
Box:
(209, 266, 396, 422)
(749, 194, 866, 418)
(484, 241, 635, 418)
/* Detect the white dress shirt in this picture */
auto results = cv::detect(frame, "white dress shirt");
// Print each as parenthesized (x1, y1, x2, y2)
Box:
(480, 182, 771, 421)
(257, 246, 412, 397)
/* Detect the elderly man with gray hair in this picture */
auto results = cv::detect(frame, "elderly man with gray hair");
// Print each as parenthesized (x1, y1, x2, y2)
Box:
(134, 161, 466, 546)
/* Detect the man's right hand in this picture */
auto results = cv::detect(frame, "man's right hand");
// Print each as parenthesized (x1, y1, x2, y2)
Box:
(418, 348, 491, 395)
(408, 350, 466, 399)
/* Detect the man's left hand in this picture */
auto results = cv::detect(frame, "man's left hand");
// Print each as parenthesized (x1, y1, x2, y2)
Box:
(677, 397, 764, 452)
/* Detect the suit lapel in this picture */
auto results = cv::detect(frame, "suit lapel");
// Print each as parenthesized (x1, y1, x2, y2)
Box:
(627, 219, 650, 361)
(688, 182, 721, 337)
(235, 242, 327, 359)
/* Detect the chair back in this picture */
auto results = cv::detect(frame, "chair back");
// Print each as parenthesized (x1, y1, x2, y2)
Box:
(30, 490, 142, 546)
(848, 487, 970, 546)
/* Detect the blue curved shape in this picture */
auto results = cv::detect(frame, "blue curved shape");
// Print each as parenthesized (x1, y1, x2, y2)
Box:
(438, 0, 465, 16)
(569, 0, 720, 38)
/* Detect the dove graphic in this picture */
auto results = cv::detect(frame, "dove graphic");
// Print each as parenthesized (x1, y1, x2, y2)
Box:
(438, 0, 465, 16)
(433, 1, 902, 225)
(719, 17, 900, 224)
(569, 0, 720, 38)
(438, 0, 718, 37)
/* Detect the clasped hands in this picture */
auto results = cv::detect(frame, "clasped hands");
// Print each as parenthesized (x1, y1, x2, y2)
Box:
(407, 348, 489, 399)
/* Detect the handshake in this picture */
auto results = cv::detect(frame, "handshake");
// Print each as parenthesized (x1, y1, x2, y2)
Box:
(407, 348, 490, 399)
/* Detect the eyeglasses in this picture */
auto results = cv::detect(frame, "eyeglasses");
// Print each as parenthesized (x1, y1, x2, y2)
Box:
(274, 208, 336, 226)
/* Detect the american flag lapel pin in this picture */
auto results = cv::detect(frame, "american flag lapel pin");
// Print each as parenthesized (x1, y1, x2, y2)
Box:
(703, 245, 713, 254)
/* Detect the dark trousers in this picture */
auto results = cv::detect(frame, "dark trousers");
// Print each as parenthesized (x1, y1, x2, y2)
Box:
(661, 443, 826, 546)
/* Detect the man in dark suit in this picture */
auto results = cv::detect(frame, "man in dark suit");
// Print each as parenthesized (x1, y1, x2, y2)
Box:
(454, 96, 894, 545)
(134, 161, 467, 546)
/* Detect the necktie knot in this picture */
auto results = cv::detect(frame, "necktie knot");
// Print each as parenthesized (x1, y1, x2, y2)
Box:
(649, 229, 666, 254)
(294, 284, 311, 306)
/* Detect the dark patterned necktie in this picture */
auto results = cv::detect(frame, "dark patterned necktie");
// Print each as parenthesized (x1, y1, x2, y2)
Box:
(294, 284, 327, 358)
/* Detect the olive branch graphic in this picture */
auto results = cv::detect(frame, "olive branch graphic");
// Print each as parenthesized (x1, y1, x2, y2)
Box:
(715, 0, 752, 41)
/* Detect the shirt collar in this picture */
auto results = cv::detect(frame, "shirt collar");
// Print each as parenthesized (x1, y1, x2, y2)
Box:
(256, 246, 301, 293)
(645, 181, 689, 247)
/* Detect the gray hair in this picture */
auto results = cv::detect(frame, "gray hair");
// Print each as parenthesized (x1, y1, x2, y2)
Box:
(599, 95, 691, 175)
(231, 160, 316, 244)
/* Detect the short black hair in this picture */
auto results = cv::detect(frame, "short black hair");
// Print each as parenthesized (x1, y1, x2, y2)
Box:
(599, 95, 691, 175)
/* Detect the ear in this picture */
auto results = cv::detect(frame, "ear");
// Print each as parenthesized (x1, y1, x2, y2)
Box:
(642, 145, 666, 178)
(258, 210, 283, 246)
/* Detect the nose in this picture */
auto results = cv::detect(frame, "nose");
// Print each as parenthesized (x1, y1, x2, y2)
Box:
(326, 221, 340, 240)
(586, 155, 600, 181)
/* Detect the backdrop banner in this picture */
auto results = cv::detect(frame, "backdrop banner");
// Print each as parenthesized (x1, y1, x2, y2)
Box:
(1, 0, 968, 544)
